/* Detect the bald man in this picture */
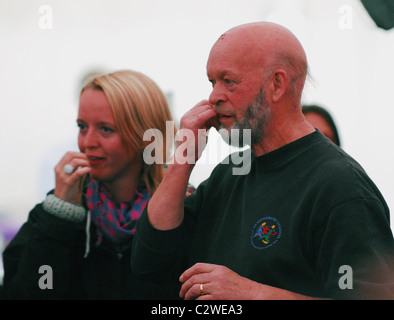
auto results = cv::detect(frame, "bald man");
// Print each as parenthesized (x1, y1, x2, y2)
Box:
(132, 22, 393, 300)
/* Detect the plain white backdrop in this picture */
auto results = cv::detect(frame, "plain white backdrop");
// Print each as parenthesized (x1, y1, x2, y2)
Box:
(0, 0, 393, 232)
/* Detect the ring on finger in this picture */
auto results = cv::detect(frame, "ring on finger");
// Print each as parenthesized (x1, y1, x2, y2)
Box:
(64, 164, 75, 175)
(200, 283, 205, 296)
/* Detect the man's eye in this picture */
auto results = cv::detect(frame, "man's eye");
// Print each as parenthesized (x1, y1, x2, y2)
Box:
(77, 123, 87, 130)
(224, 79, 233, 84)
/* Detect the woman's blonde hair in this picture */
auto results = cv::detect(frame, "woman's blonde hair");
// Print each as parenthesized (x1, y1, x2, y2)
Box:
(81, 70, 175, 194)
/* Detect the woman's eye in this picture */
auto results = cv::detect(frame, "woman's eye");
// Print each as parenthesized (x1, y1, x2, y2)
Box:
(102, 126, 114, 133)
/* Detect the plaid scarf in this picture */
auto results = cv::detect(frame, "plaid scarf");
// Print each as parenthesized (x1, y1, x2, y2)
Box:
(85, 179, 149, 246)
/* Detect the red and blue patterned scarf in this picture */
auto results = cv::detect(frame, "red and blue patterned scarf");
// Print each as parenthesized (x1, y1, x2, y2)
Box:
(85, 179, 149, 246)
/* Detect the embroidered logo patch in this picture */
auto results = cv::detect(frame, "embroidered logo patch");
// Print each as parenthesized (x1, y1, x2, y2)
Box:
(251, 217, 282, 249)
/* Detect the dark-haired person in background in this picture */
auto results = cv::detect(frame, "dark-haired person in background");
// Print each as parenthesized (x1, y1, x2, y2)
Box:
(302, 104, 341, 147)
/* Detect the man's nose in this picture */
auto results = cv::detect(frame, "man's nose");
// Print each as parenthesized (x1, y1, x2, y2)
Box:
(208, 85, 227, 107)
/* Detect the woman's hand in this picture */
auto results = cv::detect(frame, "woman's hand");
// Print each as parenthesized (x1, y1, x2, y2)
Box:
(54, 151, 91, 205)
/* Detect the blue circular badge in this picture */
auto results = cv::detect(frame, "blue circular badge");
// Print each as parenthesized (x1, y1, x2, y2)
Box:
(251, 217, 282, 249)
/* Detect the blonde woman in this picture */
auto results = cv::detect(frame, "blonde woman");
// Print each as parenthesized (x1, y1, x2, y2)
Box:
(3, 70, 187, 299)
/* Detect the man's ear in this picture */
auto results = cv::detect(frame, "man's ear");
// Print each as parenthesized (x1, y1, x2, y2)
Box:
(269, 69, 289, 103)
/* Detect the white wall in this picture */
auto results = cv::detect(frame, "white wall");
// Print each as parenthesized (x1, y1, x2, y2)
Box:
(0, 0, 393, 231)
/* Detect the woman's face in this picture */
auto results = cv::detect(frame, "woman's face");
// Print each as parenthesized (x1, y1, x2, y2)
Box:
(77, 89, 142, 187)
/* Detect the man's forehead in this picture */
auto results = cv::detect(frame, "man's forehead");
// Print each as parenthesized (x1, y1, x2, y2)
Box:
(206, 50, 239, 74)
(207, 37, 264, 74)
(206, 55, 263, 82)
(211, 28, 266, 61)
